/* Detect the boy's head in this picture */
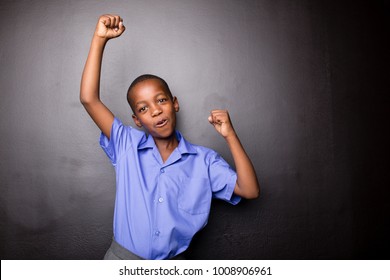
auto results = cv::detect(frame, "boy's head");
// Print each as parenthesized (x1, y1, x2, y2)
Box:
(127, 74, 173, 108)
(127, 74, 179, 139)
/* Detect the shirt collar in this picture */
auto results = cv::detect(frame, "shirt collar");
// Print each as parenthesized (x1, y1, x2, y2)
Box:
(175, 131, 197, 155)
(138, 130, 197, 155)
(138, 132, 155, 150)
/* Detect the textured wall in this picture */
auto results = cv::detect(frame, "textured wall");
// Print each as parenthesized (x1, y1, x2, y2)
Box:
(0, 0, 388, 259)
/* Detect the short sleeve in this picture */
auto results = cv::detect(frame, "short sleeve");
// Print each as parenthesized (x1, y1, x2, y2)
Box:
(99, 117, 133, 166)
(209, 153, 241, 205)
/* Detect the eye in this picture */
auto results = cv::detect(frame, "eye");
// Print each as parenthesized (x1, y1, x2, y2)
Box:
(157, 98, 167, 103)
(139, 106, 147, 113)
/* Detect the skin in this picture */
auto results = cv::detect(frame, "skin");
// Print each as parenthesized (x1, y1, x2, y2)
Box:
(80, 14, 260, 199)
(130, 79, 180, 161)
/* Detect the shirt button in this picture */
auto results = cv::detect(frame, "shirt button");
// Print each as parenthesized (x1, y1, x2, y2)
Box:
(160, 168, 165, 173)
(158, 197, 164, 203)
(155, 230, 160, 236)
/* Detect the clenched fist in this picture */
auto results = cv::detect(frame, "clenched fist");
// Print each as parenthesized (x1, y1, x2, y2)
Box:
(95, 14, 125, 40)
(208, 110, 237, 139)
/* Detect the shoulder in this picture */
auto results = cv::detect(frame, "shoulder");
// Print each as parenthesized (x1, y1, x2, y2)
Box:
(180, 136, 219, 162)
(182, 139, 232, 170)
(192, 143, 216, 156)
(113, 117, 140, 132)
(110, 117, 147, 143)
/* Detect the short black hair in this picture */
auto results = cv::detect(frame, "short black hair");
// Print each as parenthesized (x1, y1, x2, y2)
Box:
(127, 74, 173, 109)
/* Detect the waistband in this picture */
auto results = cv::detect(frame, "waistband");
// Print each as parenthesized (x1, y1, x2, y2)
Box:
(105, 238, 186, 260)
(107, 239, 144, 260)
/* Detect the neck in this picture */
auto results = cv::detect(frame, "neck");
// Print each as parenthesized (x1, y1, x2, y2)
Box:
(153, 133, 179, 162)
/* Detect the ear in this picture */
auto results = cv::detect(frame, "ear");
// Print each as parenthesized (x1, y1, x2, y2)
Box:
(173, 96, 180, 112)
(132, 114, 143, 127)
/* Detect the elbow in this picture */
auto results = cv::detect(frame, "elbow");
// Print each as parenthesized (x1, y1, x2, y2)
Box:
(253, 188, 260, 199)
(80, 98, 91, 107)
(79, 93, 96, 107)
(80, 96, 87, 105)
(80, 85, 98, 106)
(79, 91, 87, 105)
(246, 179, 260, 199)
(247, 187, 260, 199)
(80, 91, 90, 105)
(240, 183, 260, 200)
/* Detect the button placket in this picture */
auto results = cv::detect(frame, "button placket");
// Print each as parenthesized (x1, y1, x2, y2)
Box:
(153, 166, 165, 239)
(157, 167, 165, 204)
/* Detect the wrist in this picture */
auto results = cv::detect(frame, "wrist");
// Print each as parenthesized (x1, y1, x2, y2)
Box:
(92, 33, 109, 45)
(224, 131, 238, 142)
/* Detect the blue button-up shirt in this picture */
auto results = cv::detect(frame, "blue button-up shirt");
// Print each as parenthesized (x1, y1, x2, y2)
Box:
(100, 118, 240, 259)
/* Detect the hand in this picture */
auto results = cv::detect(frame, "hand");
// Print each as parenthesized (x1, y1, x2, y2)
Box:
(208, 110, 236, 139)
(94, 14, 125, 40)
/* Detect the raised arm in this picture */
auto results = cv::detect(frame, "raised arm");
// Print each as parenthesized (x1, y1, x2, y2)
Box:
(208, 110, 260, 199)
(80, 14, 126, 138)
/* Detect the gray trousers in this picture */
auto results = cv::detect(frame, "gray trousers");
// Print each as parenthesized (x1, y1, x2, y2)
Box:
(104, 239, 186, 260)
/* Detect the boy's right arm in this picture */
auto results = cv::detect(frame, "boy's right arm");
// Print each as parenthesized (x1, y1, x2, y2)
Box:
(80, 15, 125, 139)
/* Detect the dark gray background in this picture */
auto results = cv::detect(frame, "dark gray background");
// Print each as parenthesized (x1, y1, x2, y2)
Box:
(0, 0, 388, 259)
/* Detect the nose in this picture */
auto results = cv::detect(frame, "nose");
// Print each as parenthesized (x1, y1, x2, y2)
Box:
(151, 105, 162, 117)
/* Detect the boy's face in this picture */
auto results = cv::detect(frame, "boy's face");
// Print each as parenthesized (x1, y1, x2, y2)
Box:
(130, 79, 179, 139)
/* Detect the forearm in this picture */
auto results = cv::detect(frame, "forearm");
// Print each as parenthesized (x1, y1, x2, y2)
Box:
(225, 133, 260, 199)
(80, 34, 114, 138)
(79, 15, 124, 138)
(80, 36, 108, 104)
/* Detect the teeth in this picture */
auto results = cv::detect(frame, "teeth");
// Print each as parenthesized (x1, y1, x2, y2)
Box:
(156, 120, 167, 127)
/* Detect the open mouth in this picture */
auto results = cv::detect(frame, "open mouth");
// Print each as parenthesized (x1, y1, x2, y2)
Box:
(155, 119, 168, 128)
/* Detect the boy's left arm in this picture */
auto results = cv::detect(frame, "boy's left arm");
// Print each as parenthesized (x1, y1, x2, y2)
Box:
(208, 110, 260, 199)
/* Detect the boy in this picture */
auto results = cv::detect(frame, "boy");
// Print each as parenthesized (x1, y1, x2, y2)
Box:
(80, 14, 259, 260)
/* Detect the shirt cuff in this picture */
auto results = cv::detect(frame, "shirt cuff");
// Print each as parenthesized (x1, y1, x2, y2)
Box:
(224, 173, 241, 205)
